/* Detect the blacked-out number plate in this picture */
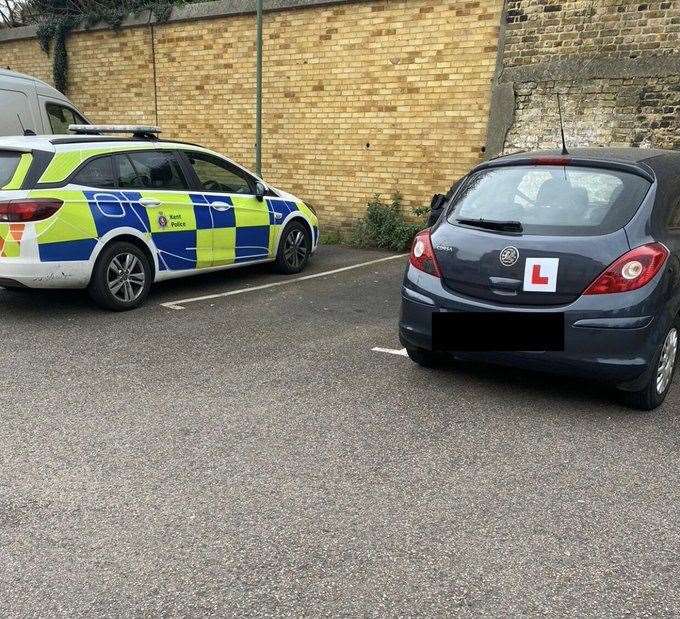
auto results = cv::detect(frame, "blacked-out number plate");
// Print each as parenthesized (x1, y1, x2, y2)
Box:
(432, 312, 565, 352)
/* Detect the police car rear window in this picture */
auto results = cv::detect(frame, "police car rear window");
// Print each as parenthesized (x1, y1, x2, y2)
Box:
(117, 151, 188, 191)
(0, 151, 21, 188)
(448, 165, 651, 236)
(72, 156, 116, 189)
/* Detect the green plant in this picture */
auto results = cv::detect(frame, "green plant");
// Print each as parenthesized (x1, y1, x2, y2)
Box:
(320, 229, 345, 246)
(26, 0, 189, 93)
(348, 192, 425, 252)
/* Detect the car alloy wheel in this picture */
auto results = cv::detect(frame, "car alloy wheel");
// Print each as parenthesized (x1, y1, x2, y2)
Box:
(107, 253, 146, 303)
(656, 327, 678, 395)
(283, 229, 308, 270)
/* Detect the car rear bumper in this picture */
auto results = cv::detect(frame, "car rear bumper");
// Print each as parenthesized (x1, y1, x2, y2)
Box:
(399, 266, 671, 391)
(0, 259, 91, 289)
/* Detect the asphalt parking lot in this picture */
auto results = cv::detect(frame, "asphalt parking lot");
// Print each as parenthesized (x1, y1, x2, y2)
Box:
(1, 245, 678, 616)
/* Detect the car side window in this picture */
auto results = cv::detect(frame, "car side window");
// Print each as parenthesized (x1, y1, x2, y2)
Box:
(116, 151, 188, 191)
(72, 156, 116, 189)
(46, 103, 87, 134)
(115, 154, 142, 189)
(669, 197, 680, 230)
(186, 152, 253, 195)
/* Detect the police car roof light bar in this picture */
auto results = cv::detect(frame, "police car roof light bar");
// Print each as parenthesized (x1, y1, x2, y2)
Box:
(68, 125, 162, 140)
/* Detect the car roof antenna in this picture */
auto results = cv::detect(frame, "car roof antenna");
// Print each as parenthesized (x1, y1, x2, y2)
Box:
(16, 114, 35, 137)
(556, 93, 569, 156)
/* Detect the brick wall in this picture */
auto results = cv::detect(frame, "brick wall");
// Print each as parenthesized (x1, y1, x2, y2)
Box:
(490, 0, 680, 155)
(504, 0, 680, 64)
(0, 0, 503, 229)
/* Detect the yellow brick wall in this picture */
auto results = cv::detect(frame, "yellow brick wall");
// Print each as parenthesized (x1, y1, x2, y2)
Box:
(0, 38, 51, 83)
(67, 28, 157, 125)
(0, 0, 502, 228)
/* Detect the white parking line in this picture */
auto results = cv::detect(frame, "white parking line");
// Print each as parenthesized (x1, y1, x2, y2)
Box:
(372, 347, 408, 357)
(160, 253, 409, 310)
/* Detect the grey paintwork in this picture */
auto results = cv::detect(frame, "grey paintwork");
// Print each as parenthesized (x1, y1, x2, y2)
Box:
(400, 148, 680, 390)
(0, 69, 88, 137)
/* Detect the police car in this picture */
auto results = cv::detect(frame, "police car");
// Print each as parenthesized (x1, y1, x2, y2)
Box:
(0, 125, 319, 310)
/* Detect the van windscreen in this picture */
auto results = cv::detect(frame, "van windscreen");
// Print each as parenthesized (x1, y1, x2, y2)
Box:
(0, 152, 21, 188)
(448, 165, 651, 236)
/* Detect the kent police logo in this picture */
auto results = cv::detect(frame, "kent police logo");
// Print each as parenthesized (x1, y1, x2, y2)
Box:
(157, 213, 168, 229)
(500, 246, 519, 267)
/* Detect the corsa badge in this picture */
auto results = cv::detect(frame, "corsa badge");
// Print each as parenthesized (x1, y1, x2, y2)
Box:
(499, 246, 519, 267)
(524, 258, 559, 292)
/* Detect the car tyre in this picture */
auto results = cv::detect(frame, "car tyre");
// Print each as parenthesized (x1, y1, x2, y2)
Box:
(88, 241, 152, 311)
(406, 346, 446, 369)
(275, 221, 311, 274)
(627, 321, 679, 411)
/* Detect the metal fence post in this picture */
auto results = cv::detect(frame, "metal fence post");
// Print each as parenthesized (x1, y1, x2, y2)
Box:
(255, 0, 263, 176)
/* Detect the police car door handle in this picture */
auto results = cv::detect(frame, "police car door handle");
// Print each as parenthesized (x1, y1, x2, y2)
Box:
(139, 198, 162, 208)
(211, 202, 231, 212)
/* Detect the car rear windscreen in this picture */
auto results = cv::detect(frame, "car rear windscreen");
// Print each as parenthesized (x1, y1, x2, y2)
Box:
(0, 152, 21, 188)
(448, 165, 651, 236)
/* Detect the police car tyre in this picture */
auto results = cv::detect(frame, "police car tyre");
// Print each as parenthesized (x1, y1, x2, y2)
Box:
(275, 221, 311, 274)
(406, 346, 445, 369)
(88, 242, 152, 311)
(627, 319, 679, 411)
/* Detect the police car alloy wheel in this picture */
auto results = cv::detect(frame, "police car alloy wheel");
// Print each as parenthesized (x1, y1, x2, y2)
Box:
(275, 221, 311, 274)
(89, 242, 152, 311)
(284, 229, 307, 269)
(107, 252, 146, 303)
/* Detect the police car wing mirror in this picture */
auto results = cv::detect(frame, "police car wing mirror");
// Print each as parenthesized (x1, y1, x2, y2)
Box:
(255, 181, 266, 202)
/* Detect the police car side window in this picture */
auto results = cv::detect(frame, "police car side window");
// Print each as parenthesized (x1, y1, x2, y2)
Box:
(72, 156, 116, 189)
(115, 154, 141, 189)
(187, 152, 253, 195)
(119, 151, 188, 191)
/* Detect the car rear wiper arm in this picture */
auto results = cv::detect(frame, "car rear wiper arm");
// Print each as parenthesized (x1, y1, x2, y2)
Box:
(456, 218, 523, 232)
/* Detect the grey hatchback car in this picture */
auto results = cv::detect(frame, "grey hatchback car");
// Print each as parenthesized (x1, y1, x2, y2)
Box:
(400, 149, 680, 410)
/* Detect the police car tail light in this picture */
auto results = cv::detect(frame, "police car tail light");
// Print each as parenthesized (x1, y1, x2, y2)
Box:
(584, 243, 669, 295)
(0, 199, 63, 222)
(410, 229, 442, 278)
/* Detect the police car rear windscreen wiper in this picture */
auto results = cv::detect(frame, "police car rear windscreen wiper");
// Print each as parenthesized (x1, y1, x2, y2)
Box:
(456, 218, 523, 233)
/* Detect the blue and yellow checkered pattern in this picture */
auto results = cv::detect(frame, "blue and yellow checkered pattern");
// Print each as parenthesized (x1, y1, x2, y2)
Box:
(25, 189, 316, 271)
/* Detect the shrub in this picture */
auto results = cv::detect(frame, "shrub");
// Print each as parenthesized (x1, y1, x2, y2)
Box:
(320, 229, 344, 245)
(347, 192, 424, 252)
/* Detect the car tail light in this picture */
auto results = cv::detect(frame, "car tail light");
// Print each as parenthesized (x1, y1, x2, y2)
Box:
(0, 199, 63, 222)
(410, 229, 442, 278)
(584, 243, 669, 295)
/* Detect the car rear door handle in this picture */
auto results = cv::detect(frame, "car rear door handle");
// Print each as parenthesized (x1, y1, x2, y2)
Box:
(489, 277, 522, 296)
(211, 201, 232, 212)
(489, 277, 522, 290)
(139, 198, 162, 208)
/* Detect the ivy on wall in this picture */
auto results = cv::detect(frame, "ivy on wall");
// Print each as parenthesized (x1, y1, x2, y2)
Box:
(26, 0, 190, 93)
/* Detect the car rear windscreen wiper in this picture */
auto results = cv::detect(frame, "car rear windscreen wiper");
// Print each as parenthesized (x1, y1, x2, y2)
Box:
(456, 218, 523, 233)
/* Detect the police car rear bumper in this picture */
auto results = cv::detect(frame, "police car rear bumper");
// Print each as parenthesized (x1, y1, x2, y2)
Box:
(399, 266, 668, 391)
(0, 259, 91, 289)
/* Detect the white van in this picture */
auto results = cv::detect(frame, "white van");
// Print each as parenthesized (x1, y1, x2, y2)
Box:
(0, 69, 89, 136)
